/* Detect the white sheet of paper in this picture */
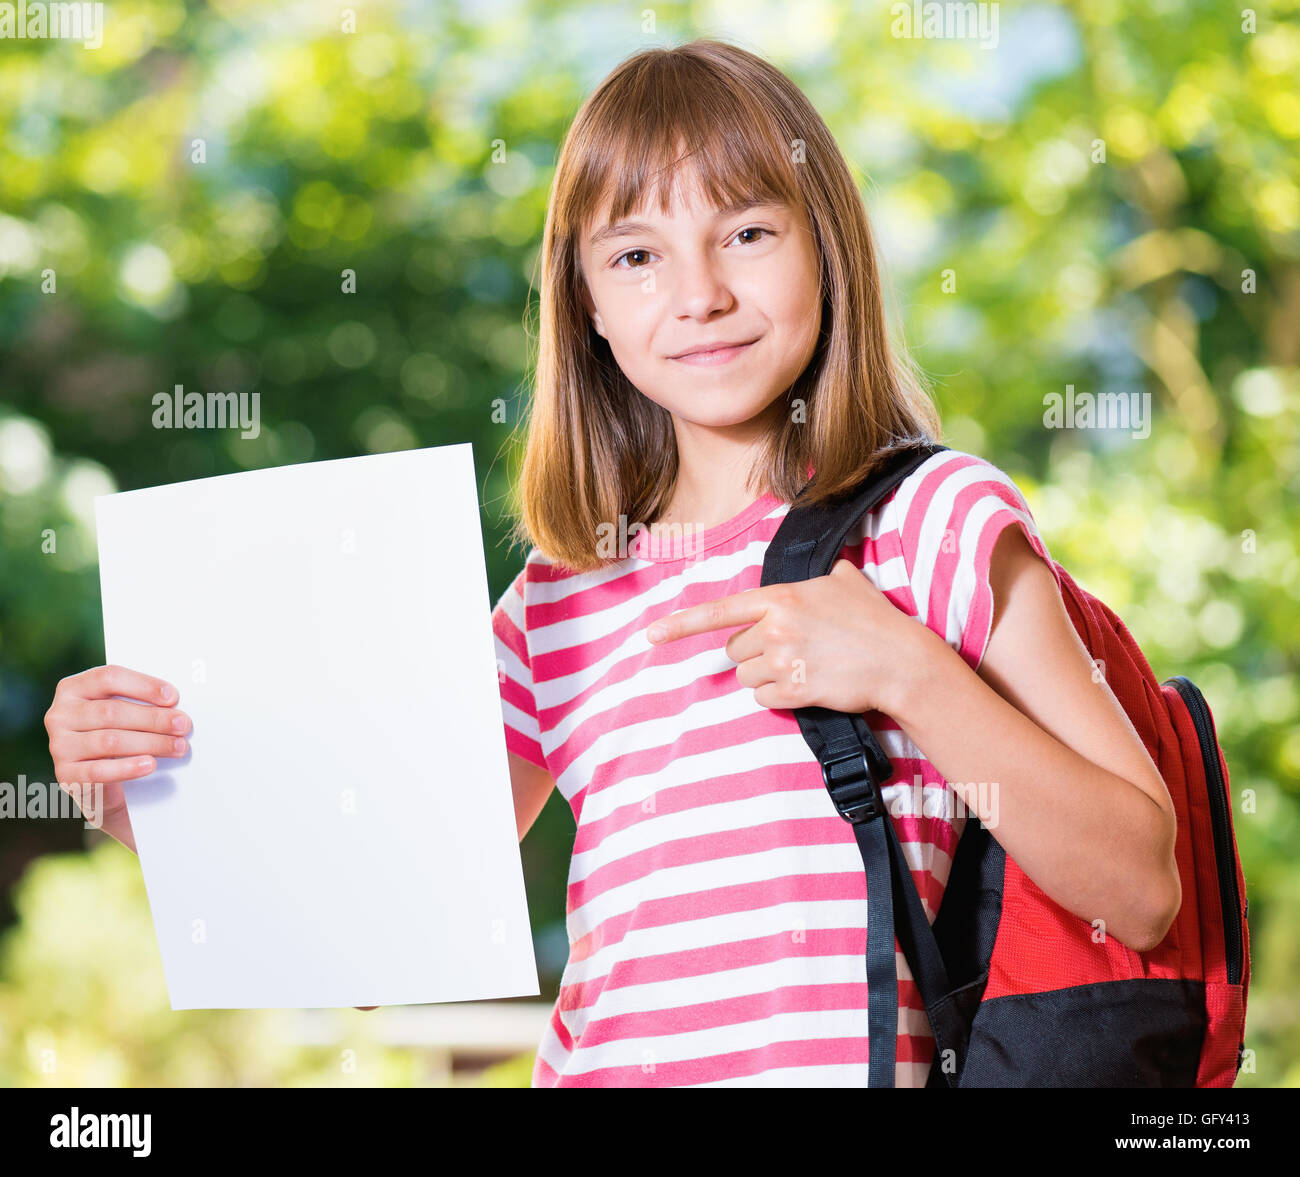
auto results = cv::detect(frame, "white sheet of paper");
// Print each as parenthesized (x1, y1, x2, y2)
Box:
(94, 443, 539, 1010)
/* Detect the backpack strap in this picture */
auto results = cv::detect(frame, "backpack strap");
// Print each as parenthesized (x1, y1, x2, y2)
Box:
(760, 440, 962, 1087)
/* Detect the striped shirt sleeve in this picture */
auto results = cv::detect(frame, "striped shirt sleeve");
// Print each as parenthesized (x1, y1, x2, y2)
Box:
(490, 567, 548, 771)
(895, 452, 1056, 674)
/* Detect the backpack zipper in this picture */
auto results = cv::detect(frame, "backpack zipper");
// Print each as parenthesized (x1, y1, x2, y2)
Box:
(1165, 675, 1244, 988)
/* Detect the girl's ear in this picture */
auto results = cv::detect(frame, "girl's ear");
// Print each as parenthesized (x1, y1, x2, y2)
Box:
(580, 285, 606, 340)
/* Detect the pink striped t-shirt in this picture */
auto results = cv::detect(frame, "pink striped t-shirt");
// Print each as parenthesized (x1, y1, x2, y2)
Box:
(490, 448, 1054, 1087)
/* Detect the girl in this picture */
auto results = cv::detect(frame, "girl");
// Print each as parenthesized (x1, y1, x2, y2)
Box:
(491, 38, 1180, 1087)
(45, 37, 1179, 1090)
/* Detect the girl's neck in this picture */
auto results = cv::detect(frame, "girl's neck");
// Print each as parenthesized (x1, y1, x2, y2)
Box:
(655, 475, 761, 533)
(654, 409, 778, 530)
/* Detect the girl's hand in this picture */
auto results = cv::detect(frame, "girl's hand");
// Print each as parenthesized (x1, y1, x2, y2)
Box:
(44, 665, 191, 853)
(645, 558, 939, 716)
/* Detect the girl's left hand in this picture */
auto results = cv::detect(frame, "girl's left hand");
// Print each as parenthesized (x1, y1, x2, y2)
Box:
(645, 558, 938, 716)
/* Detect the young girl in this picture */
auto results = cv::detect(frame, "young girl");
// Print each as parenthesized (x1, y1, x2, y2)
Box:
(45, 37, 1179, 1090)
(491, 38, 1180, 1087)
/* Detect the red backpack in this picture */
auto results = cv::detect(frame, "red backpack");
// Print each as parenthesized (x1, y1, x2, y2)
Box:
(761, 441, 1250, 1087)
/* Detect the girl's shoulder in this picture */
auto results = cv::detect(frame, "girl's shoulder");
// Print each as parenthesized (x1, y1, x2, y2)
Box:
(491, 546, 549, 620)
(888, 445, 1028, 505)
(493, 543, 593, 601)
(884, 447, 1045, 572)
(490, 543, 604, 632)
(881, 447, 1056, 671)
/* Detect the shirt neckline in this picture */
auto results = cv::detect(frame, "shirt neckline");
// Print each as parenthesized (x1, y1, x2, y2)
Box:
(629, 490, 784, 563)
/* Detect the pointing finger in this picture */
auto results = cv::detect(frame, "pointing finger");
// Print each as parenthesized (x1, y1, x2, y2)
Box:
(646, 589, 769, 644)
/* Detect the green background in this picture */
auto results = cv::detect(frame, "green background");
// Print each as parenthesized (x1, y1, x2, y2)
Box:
(0, 0, 1296, 1085)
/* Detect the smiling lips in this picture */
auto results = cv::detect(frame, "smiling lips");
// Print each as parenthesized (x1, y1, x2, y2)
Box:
(669, 338, 759, 366)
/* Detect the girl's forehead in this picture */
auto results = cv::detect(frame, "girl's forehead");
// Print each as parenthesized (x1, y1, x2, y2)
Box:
(590, 155, 762, 217)
(584, 186, 794, 239)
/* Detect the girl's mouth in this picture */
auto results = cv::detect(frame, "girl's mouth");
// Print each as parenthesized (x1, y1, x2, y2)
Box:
(670, 339, 759, 366)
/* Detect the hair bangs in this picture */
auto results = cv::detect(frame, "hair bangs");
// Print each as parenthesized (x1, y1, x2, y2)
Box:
(564, 60, 804, 254)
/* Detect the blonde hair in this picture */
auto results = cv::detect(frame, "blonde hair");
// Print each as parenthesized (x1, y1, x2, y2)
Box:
(504, 37, 941, 573)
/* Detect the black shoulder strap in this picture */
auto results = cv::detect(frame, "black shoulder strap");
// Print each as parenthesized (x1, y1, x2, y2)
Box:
(760, 441, 947, 806)
(761, 442, 947, 586)
(760, 440, 963, 1088)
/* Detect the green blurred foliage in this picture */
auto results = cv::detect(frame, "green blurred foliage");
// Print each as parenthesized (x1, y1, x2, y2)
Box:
(0, 0, 1296, 1086)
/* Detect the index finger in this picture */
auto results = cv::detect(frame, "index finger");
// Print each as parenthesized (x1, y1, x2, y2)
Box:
(646, 589, 768, 644)
(71, 665, 178, 706)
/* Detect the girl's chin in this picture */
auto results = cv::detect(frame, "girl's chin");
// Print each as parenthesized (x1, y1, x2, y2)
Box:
(668, 410, 778, 430)
(655, 393, 788, 426)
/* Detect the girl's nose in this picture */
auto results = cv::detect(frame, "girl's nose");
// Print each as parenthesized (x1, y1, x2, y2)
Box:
(670, 255, 734, 318)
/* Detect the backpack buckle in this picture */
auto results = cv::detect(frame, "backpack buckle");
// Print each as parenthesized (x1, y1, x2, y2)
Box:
(820, 748, 886, 823)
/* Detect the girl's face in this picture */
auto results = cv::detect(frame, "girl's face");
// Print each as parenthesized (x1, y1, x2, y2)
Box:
(578, 171, 822, 436)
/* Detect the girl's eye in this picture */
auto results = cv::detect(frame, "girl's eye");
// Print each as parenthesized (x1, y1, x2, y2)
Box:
(610, 227, 775, 270)
(612, 248, 654, 270)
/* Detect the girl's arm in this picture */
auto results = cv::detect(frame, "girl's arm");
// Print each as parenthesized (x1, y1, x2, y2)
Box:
(508, 751, 556, 842)
(890, 525, 1181, 953)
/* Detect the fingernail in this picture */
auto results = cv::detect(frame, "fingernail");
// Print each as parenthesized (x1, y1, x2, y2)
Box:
(136, 758, 153, 770)
(161, 685, 176, 703)
(172, 714, 188, 733)
(647, 623, 666, 642)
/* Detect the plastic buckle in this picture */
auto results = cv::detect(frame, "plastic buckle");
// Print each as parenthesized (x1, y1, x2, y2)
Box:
(820, 748, 886, 823)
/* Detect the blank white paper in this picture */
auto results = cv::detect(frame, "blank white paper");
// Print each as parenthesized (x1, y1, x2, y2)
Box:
(94, 443, 539, 1010)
